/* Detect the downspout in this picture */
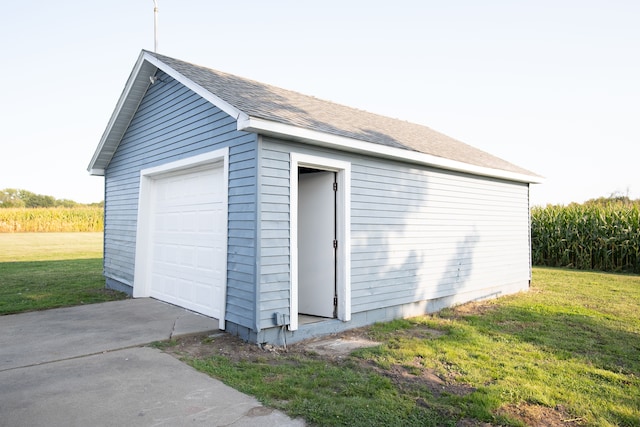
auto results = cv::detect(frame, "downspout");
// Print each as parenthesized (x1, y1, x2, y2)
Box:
(254, 135, 263, 336)
(528, 184, 533, 286)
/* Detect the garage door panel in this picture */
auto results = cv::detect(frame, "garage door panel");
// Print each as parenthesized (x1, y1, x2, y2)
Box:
(151, 268, 220, 316)
(196, 247, 216, 269)
(157, 201, 222, 213)
(153, 258, 222, 279)
(153, 232, 221, 246)
(198, 210, 222, 232)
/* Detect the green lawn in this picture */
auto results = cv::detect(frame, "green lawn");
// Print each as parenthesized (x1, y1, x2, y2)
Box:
(186, 268, 640, 427)
(0, 232, 127, 315)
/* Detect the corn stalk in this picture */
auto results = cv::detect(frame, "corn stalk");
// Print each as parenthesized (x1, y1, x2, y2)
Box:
(531, 203, 640, 274)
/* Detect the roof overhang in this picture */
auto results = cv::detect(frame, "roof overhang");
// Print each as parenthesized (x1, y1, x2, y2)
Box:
(87, 51, 248, 175)
(238, 116, 544, 184)
(89, 50, 542, 184)
(87, 53, 155, 175)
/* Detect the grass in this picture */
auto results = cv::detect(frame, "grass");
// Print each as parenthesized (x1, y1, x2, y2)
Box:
(0, 232, 127, 315)
(361, 268, 640, 426)
(185, 268, 640, 427)
(192, 354, 446, 426)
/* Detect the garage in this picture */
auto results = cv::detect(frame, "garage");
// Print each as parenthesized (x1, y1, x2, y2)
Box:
(91, 51, 539, 344)
(133, 151, 228, 325)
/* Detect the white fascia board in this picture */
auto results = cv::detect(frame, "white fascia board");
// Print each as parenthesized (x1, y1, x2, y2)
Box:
(87, 51, 153, 174)
(238, 116, 544, 184)
(142, 52, 249, 124)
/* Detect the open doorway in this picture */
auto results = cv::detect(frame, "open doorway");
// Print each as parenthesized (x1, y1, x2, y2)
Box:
(289, 153, 351, 331)
(297, 168, 337, 320)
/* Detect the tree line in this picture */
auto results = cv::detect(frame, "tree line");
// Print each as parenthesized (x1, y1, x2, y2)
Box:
(0, 188, 103, 208)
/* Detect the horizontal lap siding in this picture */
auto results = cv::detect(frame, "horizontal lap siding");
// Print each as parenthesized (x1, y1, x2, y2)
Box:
(259, 138, 530, 323)
(350, 161, 530, 313)
(227, 141, 258, 328)
(104, 71, 257, 329)
(258, 146, 291, 326)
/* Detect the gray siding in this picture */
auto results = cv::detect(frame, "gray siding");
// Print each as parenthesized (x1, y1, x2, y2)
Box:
(258, 145, 292, 327)
(104, 71, 258, 329)
(258, 137, 530, 330)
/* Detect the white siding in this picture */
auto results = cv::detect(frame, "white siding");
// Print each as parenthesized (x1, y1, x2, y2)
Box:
(350, 160, 530, 313)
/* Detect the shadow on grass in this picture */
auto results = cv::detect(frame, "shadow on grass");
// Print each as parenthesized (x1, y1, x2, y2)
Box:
(364, 295, 640, 426)
(458, 303, 640, 376)
(438, 302, 640, 425)
(0, 258, 128, 315)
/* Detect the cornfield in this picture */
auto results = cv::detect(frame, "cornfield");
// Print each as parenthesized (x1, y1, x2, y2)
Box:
(531, 203, 640, 273)
(0, 207, 104, 233)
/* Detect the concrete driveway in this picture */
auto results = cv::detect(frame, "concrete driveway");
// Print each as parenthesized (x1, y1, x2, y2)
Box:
(0, 299, 304, 426)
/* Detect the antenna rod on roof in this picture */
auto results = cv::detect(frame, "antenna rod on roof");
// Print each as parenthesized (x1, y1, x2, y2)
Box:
(153, 0, 159, 52)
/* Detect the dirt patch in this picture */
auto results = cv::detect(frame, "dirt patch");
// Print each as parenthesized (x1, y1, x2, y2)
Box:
(496, 403, 587, 427)
(161, 331, 273, 362)
(455, 420, 496, 427)
(373, 362, 476, 398)
(447, 301, 497, 318)
(161, 326, 381, 363)
(302, 336, 381, 357)
(394, 325, 447, 340)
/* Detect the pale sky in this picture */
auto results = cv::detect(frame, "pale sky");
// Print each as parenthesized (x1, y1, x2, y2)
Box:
(1, 1, 638, 205)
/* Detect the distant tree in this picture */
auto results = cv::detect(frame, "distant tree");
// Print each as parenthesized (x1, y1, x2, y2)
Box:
(56, 199, 79, 208)
(584, 191, 638, 208)
(23, 193, 56, 208)
(0, 189, 26, 208)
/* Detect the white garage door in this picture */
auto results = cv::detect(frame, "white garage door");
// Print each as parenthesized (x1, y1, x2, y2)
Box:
(148, 165, 226, 319)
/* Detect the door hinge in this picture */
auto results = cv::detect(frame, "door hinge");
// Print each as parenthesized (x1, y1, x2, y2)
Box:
(333, 182, 338, 192)
(333, 239, 338, 249)
(333, 296, 338, 306)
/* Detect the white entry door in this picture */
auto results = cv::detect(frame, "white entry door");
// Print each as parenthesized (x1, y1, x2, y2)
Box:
(148, 165, 226, 319)
(298, 170, 336, 318)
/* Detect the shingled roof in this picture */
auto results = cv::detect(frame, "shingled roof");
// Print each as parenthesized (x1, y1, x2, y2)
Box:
(89, 50, 541, 182)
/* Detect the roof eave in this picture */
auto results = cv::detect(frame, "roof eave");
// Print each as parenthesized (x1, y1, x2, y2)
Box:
(87, 51, 155, 175)
(238, 116, 544, 184)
